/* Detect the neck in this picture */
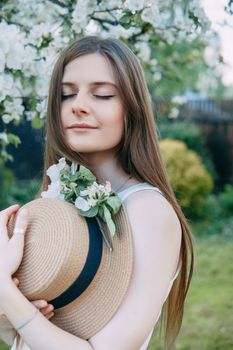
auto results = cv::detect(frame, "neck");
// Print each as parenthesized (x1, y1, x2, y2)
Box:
(82, 151, 137, 192)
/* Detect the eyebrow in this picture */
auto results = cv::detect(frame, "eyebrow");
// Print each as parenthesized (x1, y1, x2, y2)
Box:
(61, 81, 118, 89)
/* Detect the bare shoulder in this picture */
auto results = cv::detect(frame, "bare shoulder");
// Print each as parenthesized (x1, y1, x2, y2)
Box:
(123, 188, 182, 257)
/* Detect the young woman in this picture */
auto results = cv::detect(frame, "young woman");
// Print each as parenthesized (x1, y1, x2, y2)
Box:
(0, 36, 194, 350)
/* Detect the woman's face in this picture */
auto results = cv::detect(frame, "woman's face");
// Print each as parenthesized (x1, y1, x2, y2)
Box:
(61, 53, 125, 155)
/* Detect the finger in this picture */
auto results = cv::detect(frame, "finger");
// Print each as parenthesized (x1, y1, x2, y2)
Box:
(12, 277, 19, 286)
(40, 304, 54, 316)
(11, 208, 28, 240)
(0, 204, 20, 226)
(45, 312, 54, 320)
(31, 300, 48, 309)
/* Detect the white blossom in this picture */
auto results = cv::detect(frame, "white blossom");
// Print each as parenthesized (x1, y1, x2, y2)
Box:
(25, 111, 37, 121)
(28, 23, 53, 47)
(0, 132, 8, 143)
(71, 0, 98, 34)
(0, 49, 5, 72)
(2, 114, 14, 124)
(36, 99, 47, 119)
(41, 181, 64, 200)
(124, 0, 147, 14)
(141, 2, 160, 26)
(135, 42, 151, 62)
(153, 72, 162, 81)
(0, 22, 25, 70)
(105, 181, 112, 194)
(75, 197, 91, 211)
(21, 45, 38, 77)
(172, 95, 187, 105)
(46, 157, 68, 183)
(3, 98, 24, 123)
(87, 197, 98, 207)
(169, 107, 179, 119)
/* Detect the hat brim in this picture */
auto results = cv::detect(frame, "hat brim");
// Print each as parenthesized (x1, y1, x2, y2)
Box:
(8, 198, 133, 339)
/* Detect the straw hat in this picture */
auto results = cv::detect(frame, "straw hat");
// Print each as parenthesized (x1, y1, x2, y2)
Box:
(7, 198, 133, 339)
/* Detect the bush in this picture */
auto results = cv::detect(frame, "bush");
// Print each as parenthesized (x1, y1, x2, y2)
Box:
(160, 138, 213, 218)
(218, 185, 233, 218)
(158, 120, 204, 153)
(6, 179, 41, 207)
(158, 120, 217, 183)
(0, 159, 15, 209)
(191, 184, 233, 237)
(0, 175, 41, 210)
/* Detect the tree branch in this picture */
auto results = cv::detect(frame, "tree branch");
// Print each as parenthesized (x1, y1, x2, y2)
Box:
(46, 0, 67, 8)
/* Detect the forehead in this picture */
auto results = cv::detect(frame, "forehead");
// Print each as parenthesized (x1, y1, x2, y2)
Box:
(62, 53, 116, 86)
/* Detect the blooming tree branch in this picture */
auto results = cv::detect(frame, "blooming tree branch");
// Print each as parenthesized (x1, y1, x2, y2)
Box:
(0, 0, 222, 161)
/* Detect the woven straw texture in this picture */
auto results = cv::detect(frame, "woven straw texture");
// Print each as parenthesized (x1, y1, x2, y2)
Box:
(8, 198, 133, 339)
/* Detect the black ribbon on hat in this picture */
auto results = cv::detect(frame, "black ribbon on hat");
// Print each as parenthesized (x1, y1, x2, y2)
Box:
(49, 216, 103, 309)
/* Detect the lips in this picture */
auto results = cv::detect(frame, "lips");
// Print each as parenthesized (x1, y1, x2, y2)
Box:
(68, 123, 98, 129)
(68, 125, 97, 129)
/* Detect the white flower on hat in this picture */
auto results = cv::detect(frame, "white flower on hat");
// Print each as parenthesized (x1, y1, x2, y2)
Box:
(47, 157, 68, 182)
(41, 181, 64, 200)
(41, 158, 122, 248)
(87, 197, 98, 207)
(75, 197, 91, 211)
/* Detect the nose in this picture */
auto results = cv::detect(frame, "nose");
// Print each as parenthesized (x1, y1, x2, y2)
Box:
(71, 92, 90, 116)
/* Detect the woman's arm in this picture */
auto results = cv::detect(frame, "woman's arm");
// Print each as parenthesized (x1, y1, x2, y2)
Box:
(0, 276, 94, 350)
(0, 205, 94, 350)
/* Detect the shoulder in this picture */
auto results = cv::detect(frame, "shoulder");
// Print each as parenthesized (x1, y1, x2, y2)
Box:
(123, 188, 182, 258)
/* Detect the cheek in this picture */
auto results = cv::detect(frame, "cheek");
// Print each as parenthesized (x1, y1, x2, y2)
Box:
(101, 102, 124, 135)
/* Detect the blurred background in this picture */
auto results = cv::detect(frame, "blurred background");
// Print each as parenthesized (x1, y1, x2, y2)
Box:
(0, 0, 232, 349)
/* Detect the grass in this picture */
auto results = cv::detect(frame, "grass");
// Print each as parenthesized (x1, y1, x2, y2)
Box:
(0, 234, 232, 350)
(149, 234, 233, 350)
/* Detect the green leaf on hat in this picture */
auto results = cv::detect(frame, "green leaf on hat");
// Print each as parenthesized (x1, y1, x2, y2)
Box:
(106, 195, 122, 215)
(103, 205, 116, 237)
(78, 165, 96, 183)
(79, 206, 98, 218)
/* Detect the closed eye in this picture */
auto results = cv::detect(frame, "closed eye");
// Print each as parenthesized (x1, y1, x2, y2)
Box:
(61, 94, 77, 100)
(61, 94, 115, 101)
(93, 95, 115, 100)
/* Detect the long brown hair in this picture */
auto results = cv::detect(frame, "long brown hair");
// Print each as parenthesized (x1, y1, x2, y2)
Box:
(41, 36, 194, 349)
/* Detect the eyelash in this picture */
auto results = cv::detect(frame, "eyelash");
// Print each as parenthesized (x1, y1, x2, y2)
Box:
(61, 94, 115, 101)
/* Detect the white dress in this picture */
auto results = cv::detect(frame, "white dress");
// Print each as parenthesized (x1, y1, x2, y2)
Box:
(0, 182, 181, 350)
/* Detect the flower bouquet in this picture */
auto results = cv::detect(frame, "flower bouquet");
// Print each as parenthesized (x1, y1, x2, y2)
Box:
(41, 158, 122, 251)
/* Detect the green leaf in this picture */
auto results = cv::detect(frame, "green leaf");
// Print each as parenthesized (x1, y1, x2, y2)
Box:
(31, 118, 45, 129)
(106, 195, 122, 214)
(103, 205, 116, 237)
(7, 133, 21, 147)
(78, 165, 96, 183)
(79, 206, 98, 218)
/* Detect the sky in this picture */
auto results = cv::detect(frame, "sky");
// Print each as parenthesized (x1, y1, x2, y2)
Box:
(201, 0, 233, 86)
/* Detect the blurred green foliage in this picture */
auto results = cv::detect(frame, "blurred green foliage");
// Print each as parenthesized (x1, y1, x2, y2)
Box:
(0, 158, 15, 209)
(160, 138, 213, 218)
(218, 185, 233, 218)
(0, 161, 41, 210)
(192, 185, 233, 237)
(158, 120, 217, 183)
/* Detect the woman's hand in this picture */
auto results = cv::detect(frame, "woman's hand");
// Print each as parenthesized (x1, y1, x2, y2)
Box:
(0, 204, 28, 280)
(13, 278, 54, 320)
(0, 205, 54, 320)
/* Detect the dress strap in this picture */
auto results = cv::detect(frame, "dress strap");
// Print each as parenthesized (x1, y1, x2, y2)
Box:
(118, 182, 163, 202)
